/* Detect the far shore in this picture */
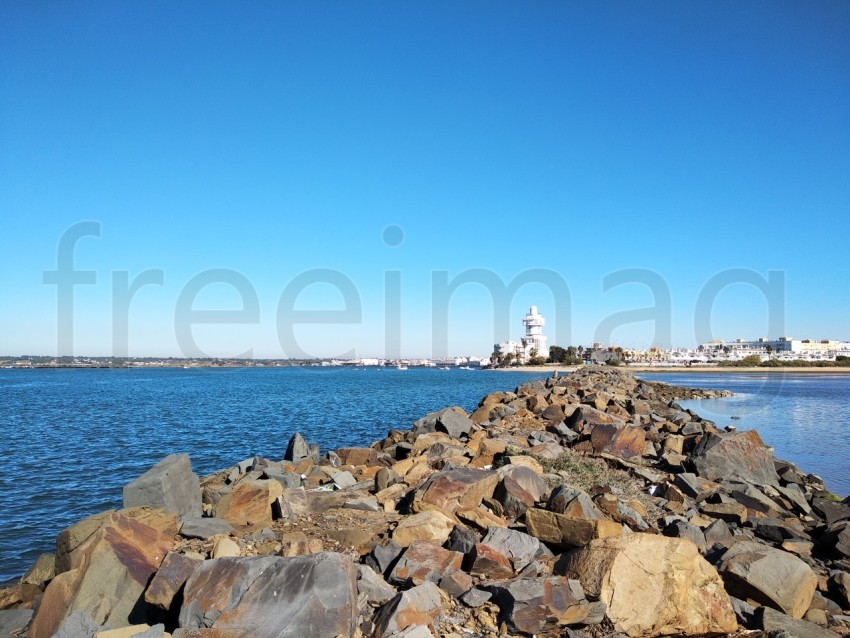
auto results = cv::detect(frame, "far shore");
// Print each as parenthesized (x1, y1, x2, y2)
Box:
(488, 364, 850, 374)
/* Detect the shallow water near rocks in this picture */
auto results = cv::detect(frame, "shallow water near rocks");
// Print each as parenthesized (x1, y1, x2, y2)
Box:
(1, 367, 847, 583)
(642, 372, 850, 498)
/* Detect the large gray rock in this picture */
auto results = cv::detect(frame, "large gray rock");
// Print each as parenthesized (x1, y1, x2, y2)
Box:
(262, 467, 302, 489)
(123, 454, 203, 517)
(480, 526, 548, 573)
(760, 607, 836, 638)
(284, 432, 317, 463)
(51, 610, 104, 638)
(179, 515, 234, 539)
(0, 608, 34, 637)
(180, 553, 357, 637)
(812, 496, 850, 525)
(718, 540, 817, 618)
(435, 408, 474, 439)
(690, 430, 779, 486)
(484, 577, 601, 635)
(358, 564, 397, 604)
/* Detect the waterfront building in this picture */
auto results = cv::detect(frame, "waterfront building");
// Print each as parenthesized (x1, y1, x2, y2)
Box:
(494, 305, 550, 363)
(698, 337, 850, 362)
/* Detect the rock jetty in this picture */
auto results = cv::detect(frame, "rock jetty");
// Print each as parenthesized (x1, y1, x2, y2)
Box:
(2, 367, 849, 637)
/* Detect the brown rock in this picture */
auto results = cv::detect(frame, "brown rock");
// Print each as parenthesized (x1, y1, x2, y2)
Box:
(145, 551, 204, 611)
(412, 467, 499, 517)
(500, 465, 547, 501)
(493, 476, 534, 520)
(389, 541, 463, 586)
(337, 446, 379, 466)
(28, 508, 178, 638)
(468, 543, 515, 579)
(484, 576, 598, 635)
(213, 479, 283, 526)
(701, 502, 748, 525)
(455, 506, 508, 531)
(393, 510, 456, 548)
(556, 534, 737, 637)
(505, 456, 544, 474)
(525, 508, 622, 548)
(20, 553, 56, 589)
(591, 423, 646, 460)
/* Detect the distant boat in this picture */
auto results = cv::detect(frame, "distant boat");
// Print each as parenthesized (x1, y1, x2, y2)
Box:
(439, 366, 450, 370)
(459, 366, 473, 370)
(395, 365, 408, 370)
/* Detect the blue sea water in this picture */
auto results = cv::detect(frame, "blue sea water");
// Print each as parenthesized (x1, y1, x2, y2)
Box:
(0, 367, 847, 583)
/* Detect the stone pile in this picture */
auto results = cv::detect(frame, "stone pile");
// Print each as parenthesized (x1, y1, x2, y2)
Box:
(2, 367, 849, 638)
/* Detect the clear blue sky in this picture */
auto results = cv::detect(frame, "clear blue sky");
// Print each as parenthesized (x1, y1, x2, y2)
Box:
(2, 2, 848, 358)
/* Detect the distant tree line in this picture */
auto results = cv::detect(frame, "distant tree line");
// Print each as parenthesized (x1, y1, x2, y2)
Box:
(546, 345, 584, 366)
(719, 355, 850, 367)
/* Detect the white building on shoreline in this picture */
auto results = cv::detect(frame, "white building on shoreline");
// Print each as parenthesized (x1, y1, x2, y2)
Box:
(494, 306, 550, 364)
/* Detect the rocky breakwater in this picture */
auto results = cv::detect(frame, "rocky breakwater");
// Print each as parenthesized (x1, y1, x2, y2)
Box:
(2, 367, 850, 637)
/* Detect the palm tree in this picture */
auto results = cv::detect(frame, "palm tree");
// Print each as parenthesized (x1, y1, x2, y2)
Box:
(765, 344, 774, 360)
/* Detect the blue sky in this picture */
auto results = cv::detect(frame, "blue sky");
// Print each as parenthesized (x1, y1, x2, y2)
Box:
(2, 2, 848, 358)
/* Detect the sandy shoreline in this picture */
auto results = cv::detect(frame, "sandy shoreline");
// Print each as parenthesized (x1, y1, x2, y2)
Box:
(487, 364, 850, 374)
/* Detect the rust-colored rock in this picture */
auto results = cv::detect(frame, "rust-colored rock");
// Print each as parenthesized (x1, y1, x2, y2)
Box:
(412, 467, 499, 518)
(591, 423, 646, 460)
(213, 479, 283, 526)
(145, 551, 204, 610)
(180, 553, 358, 637)
(28, 508, 178, 638)
(337, 447, 379, 467)
(389, 540, 463, 586)
(468, 543, 515, 579)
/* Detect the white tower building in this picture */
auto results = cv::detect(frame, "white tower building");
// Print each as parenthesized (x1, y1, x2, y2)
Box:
(493, 305, 550, 364)
(521, 306, 549, 360)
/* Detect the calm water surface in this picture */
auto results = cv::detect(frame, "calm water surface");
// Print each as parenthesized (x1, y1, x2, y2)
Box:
(1, 367, 847, 583)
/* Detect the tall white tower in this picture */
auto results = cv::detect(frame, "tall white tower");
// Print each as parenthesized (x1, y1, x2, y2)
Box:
(521, 306, 549, 359)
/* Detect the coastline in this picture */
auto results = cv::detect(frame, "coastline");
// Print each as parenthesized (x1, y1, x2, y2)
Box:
(489, 364, 850, 374)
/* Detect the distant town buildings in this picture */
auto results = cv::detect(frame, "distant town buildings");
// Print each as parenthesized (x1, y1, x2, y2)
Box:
(494, 305, 550, 364)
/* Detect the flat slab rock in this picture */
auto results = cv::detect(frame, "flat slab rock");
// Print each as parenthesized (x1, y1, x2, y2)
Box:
(761, 607, 836, 638)
(718, 540, 817, 619)
(179, 552, 358, 638)
(690, 430, 780, 486)
(179, 516, 234, 539)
